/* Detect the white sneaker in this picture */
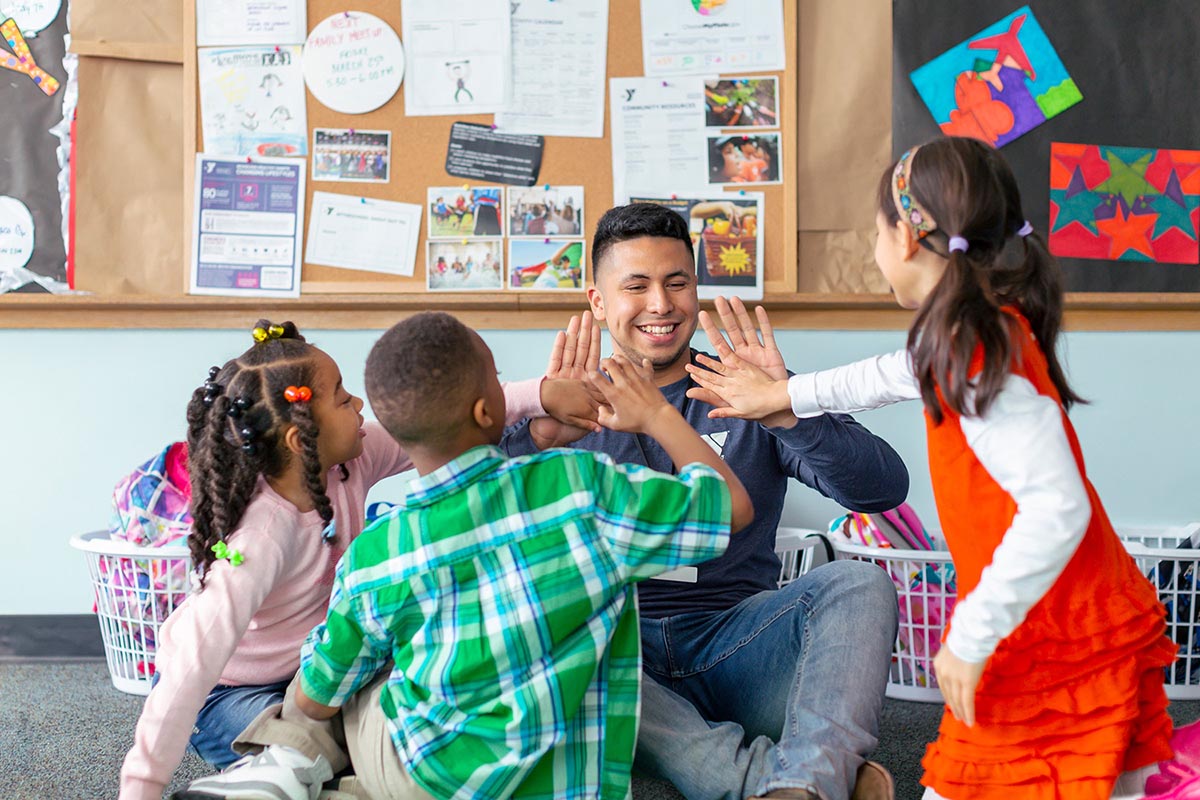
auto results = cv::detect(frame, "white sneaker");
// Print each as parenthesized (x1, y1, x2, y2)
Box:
(172, 745, 334, 800)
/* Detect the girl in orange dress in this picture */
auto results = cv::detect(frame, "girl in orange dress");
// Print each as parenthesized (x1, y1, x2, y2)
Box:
(684, 136, 1177, 800)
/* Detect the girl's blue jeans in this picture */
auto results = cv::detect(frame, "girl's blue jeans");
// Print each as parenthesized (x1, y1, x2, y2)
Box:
(635, 559, 898, 800)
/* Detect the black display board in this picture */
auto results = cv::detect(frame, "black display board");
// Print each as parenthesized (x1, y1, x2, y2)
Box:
(0, 3, 69, 292)
(893, 0, 1200, 292)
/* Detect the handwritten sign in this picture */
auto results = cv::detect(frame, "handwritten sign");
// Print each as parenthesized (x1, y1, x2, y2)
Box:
(303, 12, 404, 114)
(0, 195, 35, 272)
(0, 0, 60, 35)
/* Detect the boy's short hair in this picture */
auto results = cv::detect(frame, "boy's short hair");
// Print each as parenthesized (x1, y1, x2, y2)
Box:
(591, 204, 694, 277)
(365, 312, 486, 446)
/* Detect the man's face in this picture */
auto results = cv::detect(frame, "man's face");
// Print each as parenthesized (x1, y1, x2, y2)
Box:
(587, 236, 698, 384)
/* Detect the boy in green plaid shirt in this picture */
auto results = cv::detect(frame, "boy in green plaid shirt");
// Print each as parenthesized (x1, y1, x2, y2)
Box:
(181, 311, 751, 800)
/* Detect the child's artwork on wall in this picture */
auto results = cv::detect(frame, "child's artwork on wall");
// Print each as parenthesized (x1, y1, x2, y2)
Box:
(426, 186, 504, 238)
(909, 7, 1081, 148)
(704, 77, 778, 128)
(507, 185, 583, 237)
(508, 239, 584, 290)
(427, 240, 503, 291)
(198, 45, 308, 157)
(628, 194, 764, 301)
(1049, 142, 1200, 264)
(707, 133, 780, 185)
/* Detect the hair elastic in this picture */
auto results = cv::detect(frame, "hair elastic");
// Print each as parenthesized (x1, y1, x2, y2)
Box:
(891, 148, 937, 239)
(1017, 220, 1034, 237)
(948, 236, 970, 253)
(284, 385, 312, 403)
(252, 323, 286, 343)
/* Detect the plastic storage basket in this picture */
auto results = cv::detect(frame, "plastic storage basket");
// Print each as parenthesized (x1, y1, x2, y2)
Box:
(833, 524, 1200, 703)
(70, 530, 192, 695)
(775, 527, 828, 587)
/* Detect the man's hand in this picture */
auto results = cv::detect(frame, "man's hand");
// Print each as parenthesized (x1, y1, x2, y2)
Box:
(933, 646, 986, 728)
(587, 355, 674, 434)
(530, 311, 604, 449)
(686, 297, 797, 428)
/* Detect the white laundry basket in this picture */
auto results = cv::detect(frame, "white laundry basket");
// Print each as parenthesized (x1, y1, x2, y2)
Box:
(70, 530, 193, 695)
(774, 527, 829, 587)
(833, 524, 1200, 703)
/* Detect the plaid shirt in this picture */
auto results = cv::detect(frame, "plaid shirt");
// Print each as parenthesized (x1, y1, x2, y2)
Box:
(300, 445, 730, 800)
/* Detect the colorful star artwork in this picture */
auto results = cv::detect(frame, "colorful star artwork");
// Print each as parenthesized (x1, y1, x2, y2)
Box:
(909, 7, 1081, 148)
(1049, 142, 1200, 263)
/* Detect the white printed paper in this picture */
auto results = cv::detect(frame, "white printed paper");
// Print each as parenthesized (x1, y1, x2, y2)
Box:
(641, 0, 785, 77)
(0, 195, 35, 271)
(306, 192, 421, 276)
(493, 0, 608, 138)
(198, 46, 308, 157)
(610, 77, 709, 203)
(191, 155, 305, 298)
(303, 12, 405, 114)
(401, 0, 512, 116)
(196, 0, 306, 46)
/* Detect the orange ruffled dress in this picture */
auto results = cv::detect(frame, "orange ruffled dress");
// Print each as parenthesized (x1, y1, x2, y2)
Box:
(921, 313, 1176, 800)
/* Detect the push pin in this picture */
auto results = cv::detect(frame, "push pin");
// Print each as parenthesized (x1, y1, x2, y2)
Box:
(738, 190, 746, 196)
(490, 123, 498, 130)
(543, 184, 550, 191)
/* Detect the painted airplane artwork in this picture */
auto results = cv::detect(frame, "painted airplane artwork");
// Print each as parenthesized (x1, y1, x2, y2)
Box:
(910, 7, 1081, 148)
(1049, 143, 1200, 264)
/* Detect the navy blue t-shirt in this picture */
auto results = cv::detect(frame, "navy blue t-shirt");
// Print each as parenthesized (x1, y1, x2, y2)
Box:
(501, 350, 910, 619)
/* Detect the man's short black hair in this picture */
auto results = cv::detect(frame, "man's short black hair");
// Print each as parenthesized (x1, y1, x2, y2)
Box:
(591, 203, 694, 277)
(365, 311, 486, 446)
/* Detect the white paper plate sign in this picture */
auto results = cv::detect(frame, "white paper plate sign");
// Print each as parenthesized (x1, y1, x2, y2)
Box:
(0, 0, 62, 35)
(0, 196, 35, 271)
(303, 12, 405, 114)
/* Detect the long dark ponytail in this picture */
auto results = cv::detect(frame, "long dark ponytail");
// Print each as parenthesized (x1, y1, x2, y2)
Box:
(184, 321, 339, 587)
(878, 138, 1082, 423)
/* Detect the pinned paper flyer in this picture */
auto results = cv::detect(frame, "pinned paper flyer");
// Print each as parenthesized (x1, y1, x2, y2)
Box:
(0, 195, 35, 272)
(1, 0, 60, 35)
(303, 12, 404, 114)
(0, 17, 58, 95)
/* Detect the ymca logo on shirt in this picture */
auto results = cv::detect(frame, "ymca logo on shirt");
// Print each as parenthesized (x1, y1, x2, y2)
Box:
(702, 431, 728, 458)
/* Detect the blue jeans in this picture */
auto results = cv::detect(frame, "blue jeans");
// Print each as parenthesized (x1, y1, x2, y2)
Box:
(154, 672, 293, 768)
(635, 560, 898, 800)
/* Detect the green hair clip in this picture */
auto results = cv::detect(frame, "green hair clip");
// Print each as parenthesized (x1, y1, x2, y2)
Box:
(211, 540, 245, 567)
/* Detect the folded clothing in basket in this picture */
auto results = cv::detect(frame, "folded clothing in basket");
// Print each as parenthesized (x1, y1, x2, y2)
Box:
(1149, 525, 1200, 684)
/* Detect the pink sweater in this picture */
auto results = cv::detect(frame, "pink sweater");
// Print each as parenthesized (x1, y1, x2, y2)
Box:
(119, 379, 543, 800)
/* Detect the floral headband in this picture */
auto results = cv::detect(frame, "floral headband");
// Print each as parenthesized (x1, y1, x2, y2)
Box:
(891, 147, 937, 240)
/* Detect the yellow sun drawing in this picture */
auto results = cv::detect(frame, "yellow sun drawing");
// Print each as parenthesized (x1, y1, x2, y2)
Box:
(717, 243, 753, 275)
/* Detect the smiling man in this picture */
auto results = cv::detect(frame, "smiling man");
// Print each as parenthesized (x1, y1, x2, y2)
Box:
(502, 203, 908, 800)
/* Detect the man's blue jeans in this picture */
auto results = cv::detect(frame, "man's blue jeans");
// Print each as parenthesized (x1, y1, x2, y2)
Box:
(635, 560, 898, 800)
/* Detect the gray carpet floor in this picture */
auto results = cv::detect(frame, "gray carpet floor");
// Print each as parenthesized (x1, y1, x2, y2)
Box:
(1, 660, 1195, 800)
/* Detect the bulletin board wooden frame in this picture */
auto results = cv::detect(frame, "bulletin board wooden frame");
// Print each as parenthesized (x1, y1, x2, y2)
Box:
(181, 0, 799, 301)
(3, 0, 1199, 330)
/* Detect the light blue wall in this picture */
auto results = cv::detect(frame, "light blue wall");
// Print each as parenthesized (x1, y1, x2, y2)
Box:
(2, 326, 1197, 615)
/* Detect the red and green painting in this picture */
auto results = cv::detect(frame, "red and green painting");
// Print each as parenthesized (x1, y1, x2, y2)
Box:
(1049, 142, 1200, 263)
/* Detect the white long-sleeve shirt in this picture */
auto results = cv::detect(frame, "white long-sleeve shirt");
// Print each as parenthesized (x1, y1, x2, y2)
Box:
(787, 350, 1091, 664)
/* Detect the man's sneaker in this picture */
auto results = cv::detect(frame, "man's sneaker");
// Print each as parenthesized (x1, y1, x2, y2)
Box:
(171, 745, 334, 800)
(851, 761, 895, 800)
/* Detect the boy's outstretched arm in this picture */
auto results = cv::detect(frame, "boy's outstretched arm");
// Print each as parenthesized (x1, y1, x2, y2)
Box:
(295, 684, 340, 721)
(588, 355, 754, 533)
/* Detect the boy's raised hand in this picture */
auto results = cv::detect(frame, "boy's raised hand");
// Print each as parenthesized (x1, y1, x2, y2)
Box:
(587, 355, 672, 434)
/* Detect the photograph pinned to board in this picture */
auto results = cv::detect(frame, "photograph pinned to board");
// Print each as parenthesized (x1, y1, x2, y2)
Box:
(707, 132, 781, 185)
(401, 0, 512, 116)
(1, 0, 62, 35)
(312, 129, 391, 183)
(704, 76, 779, 128)
(629, 193, 764, 300)
(641, 0, 785, 77)
(909, 6, 1082, 149)
(190, 155, 305, 298)
(305, 192, 421, 276)
(0, 16, 59, 96)
(509, 239, 585, 291)
(198, 45, 307, 156)
(303, 12, 404, 114)
(493, 0, 609, 138)
(427, 185, 505, 239)
(507, 185, 583, 237)
(427, 239, 504, 291)
(196, 0, 306, 46)
(1049, 142, 1200, 264)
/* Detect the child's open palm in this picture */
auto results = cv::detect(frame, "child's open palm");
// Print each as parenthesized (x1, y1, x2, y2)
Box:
(587, 355, 672, 433)
(686, 349, 788, 421)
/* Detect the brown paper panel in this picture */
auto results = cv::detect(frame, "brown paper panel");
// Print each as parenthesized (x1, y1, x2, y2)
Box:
(71, 0, 183, 55)
(75, 57, 184, 295)
(798, 230, 890, 295)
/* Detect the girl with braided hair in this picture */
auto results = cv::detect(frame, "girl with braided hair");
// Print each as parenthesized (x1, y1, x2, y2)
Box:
(121, 318, 601, 800)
